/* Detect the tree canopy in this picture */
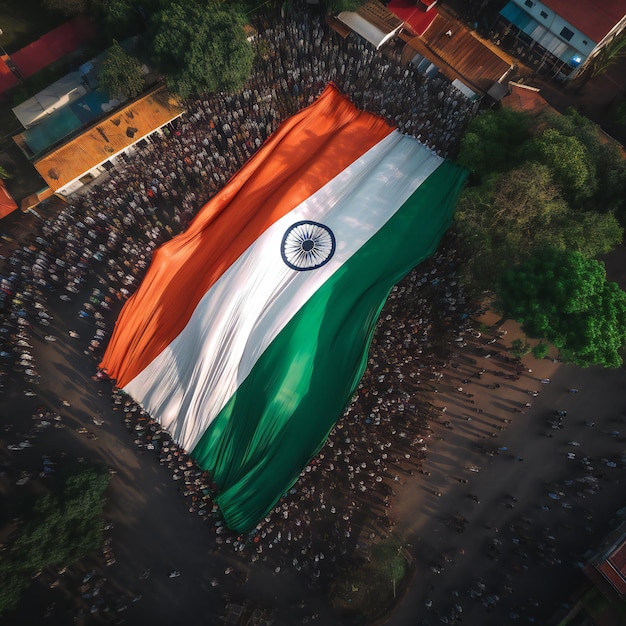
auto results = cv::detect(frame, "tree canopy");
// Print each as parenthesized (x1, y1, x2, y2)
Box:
(324, 0, 369, 13)
(98, 40, 145, 100)
(522, 128, 592, 196)
(496, 248, 626, 368)
(43, 0, 88, 16)
(0, 467, 109, 615)
(455, 107, 624, 289)
(457, 107, 532, 181)
(148, 2, 254, 99)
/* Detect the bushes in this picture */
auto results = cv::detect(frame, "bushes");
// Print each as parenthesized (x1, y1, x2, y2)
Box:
(0, 467, 109, 615)
(330, 536, 409, 622)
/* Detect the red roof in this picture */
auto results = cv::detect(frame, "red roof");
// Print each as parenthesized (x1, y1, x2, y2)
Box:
(596, 537, 626, 597)
(0, 179, 18, 220)
(388, 0, 438, 36)
(501, 82, 557, 114)
(0, 57, 20, 95)
(11, 16, 96, 79)
(598, 561, 626, 596)
(608, 540, 626, 575)
(542, 0, 626, 43)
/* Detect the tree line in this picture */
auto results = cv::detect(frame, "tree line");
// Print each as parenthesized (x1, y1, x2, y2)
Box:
(43, 0, 368, 100)
(456, 107, 626, 368)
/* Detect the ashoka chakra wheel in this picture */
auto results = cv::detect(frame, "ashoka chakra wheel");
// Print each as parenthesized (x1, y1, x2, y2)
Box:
(281, 221, 336, 271)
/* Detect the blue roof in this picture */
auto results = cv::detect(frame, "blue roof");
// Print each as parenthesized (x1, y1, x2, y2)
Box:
(22, 90, 111, 157)
(500, 1, 534, 31)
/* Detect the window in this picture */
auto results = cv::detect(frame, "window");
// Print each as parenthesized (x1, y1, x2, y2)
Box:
(540, 10, 548, 19)
(560, 26, 574, 41)
(524, 0, 534, 7)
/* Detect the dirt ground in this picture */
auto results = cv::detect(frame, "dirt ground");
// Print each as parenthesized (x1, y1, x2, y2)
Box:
(384, 306, 626, 625)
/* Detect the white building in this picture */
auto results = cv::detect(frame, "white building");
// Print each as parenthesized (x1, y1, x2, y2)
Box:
(499, 0, 626, 80)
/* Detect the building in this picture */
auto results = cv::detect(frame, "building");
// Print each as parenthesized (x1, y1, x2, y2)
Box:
(335, 0, 405, 50)
(401, 8, 518, 100)
(554, 516, 626, 625)
(33, 85, 184, 197)
(585, 520, 626, 601)
(498, 0, 626, 80)
(328, 0, 517, 101)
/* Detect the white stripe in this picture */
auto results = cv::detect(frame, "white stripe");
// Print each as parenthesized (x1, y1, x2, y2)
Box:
(124, 131, 442, 450)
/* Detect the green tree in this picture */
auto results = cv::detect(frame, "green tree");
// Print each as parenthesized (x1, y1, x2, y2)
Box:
(455, 106, 625, 291)
(455, 161, 620, 288)
(558, 212, 623, 258)
(614, 99, 626, 128)
(461, 106, 626, 220)
(534, 109, 626, 216)
(98, 40, 144, 100)
(324, 0, 368, 13)
(510, 338, 531, 358)
(522, 128, 594, 204)
(580, 32, 626, 80)
(0, 467, 109, 616)
(496, 248, 626, 368)
(92, 0, 165, 38)
(531, 342, 549, 359)
(43, 0, 88, 16)
(0, 560, 29, 616)
(329, 536, 407, 621)
(457, 108, 532, 182)
(94, 0, 139, 38)
(149, 2, 254, 99)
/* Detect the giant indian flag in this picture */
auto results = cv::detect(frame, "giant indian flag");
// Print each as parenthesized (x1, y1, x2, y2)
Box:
(100, 84, 467, 532)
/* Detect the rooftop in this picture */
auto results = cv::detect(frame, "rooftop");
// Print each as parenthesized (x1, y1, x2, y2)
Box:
(34, 86, 184, 191)
(501, 81, 558, 114)
(402, 10, 517, 95)
(388, 0, 438, 36)
(585, 521, 626, 599)
(542, 0, 626, 43)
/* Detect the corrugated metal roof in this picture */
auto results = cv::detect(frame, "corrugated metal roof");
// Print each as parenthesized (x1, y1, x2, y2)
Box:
(12, 72, 86, 129)
(357, 0, 403, 33)
(337, 0, 404, 50)
(34, 86, 184, 191)
(337, 11, 396, 49)
(598, 559, 626, 596)
(404, 11, 516, 94)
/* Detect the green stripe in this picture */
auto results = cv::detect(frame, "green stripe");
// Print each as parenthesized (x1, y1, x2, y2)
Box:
(191, 160, 467, 532)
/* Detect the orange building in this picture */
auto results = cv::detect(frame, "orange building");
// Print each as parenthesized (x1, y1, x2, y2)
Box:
(34, 85, 184, 197)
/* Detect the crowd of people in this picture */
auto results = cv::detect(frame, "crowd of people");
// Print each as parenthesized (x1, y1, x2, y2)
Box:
(4, 8, 623, 626)
(0, 10, 480, 622)
(0, 11, 476, 398)
(110, 235, 470, 584)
